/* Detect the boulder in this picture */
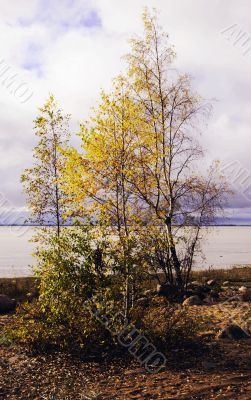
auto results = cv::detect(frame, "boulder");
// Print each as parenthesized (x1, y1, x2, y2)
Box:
(239, 286, 248, 293)
(190, 281, 201, 286)
(183, 295, 202, 306)
(190, 284, 211, 300)
(241, 291, 251, 302)
(238, 286, 251, 301)
(210, 290, 220, 300)
(156, 284, 179, 298)
(203, 290, 219, 304)
(207, 279, 217, 287)
(203, 296, 213, 305)
(0, 294, 16, 314)
(199, 284, 211, 293)
(217, 324, 251, 340)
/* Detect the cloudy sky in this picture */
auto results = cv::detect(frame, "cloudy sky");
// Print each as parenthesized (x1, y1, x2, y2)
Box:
(0, 0, 251, 224)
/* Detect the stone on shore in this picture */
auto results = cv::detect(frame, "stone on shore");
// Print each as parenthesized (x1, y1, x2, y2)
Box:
(242, 291, 251, 301)
(239, 286, 248, 293)
(183, 295, 202, 306)
(217, 324, 251, 340)
(207, 279, 217, 287)
(156, 284, 179, 298)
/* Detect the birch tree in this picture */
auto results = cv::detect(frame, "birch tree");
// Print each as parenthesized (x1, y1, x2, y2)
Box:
(124, 9, 228, 288)
(63, 79, 146, 316)
(21, 95, 70, 236)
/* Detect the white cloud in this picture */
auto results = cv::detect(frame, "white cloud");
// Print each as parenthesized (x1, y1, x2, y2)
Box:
(0, 0, 251, 221)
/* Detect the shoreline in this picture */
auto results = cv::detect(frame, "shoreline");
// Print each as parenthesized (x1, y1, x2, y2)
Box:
(1, 264, 250, 279)
(0, 265, 250, 299)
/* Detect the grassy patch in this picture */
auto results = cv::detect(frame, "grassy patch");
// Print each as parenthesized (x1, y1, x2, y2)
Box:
(192, 265, 251, 283)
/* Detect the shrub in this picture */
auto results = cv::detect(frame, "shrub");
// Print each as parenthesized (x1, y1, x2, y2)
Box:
(7, 300, 119, 355)
(131, 297, 209, 352)
(7, 227, 124, 355)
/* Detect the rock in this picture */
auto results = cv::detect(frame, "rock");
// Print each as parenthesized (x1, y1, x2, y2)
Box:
(186, 289, 197, 296)
(223, 281, 230, 286)
(156, 284, 179, 298)
(190, 281, 201, 286)
(207, 279, 217, 287)
(239, 286, 248, 293)
(217, 324, 251, 340)
(0, 294, 16, 314)
(241, 291, 251, 301)
(192, 284, 210, 299)
(189, 280, 210, 290)
(203, 290, 219, 304)
(210, 290, 220, 300)
(183, 295, 202, 306)
(199, 284, 211, 293)
(238, 286, 251, 301)
(203, 296, 213, 304)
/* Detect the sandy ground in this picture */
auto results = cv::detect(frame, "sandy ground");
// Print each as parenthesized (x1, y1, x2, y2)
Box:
(1, 292, 251, 399)
(1, 327, 251, 399)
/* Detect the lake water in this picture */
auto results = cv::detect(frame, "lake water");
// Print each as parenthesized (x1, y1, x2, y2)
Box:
(0, 227, 35, 277)
(0, 226, 250, 277)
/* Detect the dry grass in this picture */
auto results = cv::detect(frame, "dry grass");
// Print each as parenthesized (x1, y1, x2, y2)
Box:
(192, 265, 251, 283)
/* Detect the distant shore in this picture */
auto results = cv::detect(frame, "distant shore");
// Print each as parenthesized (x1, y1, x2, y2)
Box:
(1, 265, 251, 299)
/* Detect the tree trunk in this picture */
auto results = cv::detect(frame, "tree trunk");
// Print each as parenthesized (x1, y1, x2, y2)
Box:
(165, 217, 183, 288)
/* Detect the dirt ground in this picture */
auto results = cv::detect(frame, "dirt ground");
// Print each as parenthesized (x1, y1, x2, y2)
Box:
(1, 292, 251, 400)
(1, 334, 251, 400)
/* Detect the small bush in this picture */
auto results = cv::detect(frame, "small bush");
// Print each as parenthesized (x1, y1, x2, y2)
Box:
(131, 297, 209, 352)
(7, 300, 120, 356)
(6, 227, 124, 356)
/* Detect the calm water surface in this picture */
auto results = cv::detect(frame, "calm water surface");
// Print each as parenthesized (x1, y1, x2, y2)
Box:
(0, 227, 34, 277)
(0, 226, 250, 277)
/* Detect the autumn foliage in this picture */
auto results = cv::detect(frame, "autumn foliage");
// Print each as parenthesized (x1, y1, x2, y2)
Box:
(17, 10, 228, 352)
